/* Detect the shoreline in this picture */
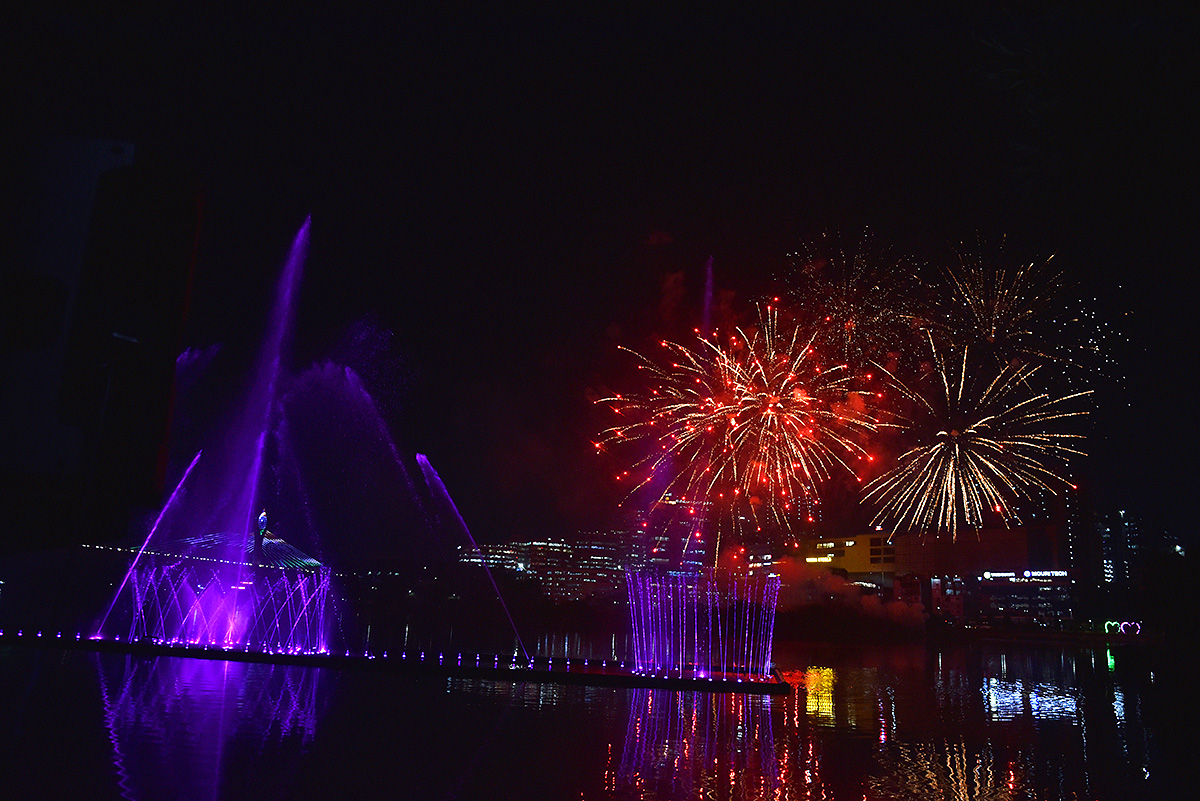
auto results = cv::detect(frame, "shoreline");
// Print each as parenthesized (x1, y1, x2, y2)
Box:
(924, 620, 1164, 648)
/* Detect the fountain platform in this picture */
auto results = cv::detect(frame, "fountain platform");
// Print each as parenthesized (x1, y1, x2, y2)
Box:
(0, 627, 790, 695)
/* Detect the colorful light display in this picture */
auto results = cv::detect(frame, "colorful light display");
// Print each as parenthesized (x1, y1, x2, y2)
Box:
(599, 303, 875, 557)
(625, 568, 780, 679)
(863, 331, 1090, 540)
(599, 235, 1104, 544)
(928, 240, 1119, 382)
(119, 556, 332, 654)
(92, 219, 339, 655)
(94, 649, 331, 800)
(780, 229, 922, 371)
(616, 689, 779, 799)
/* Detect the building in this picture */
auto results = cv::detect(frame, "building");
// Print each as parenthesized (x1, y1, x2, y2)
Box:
(976, 570, 1074, 620)
(637, 494, 712, 571)
(744, 544, 787, 577)
(800, 533, 895, 589)
(929, 575, 965, 618)
(1097, 509, 1140, 588)
(890, 524, 1075, 622)
(457, 528, 645, 603)
(791, 522, 1079, 621)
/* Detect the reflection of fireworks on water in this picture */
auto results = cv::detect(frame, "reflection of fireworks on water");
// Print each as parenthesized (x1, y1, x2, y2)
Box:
(864, 332, 1090, 541)
(870, 740, 1028, 801)
(597, 303, 876, 556)
(782, 229, 924, 370)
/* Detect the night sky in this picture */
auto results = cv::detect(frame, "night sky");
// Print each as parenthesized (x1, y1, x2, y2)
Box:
(3, 7, 1196, 552)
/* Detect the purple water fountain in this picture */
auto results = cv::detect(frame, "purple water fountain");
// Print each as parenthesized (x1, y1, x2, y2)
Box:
(625, 567, 780, 680)
(95, 217, 333, 654)
(122, 557, 332, 653)
(76, 215, 785, 693)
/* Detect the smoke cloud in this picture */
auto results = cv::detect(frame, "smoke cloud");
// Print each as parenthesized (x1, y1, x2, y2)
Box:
(772, 555, 926, 628)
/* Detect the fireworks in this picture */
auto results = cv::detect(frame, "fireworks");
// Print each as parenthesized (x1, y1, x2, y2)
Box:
(599, 234, 1105, 548)
(781, 230, 923, 371)
(925, 239, 1116, 384)
(862, 332, 1091, 540)
(598, 304, 876, 557)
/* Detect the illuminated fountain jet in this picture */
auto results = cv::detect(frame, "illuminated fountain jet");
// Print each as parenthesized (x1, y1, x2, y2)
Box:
(113, 524, 332, 653)
(95, 218, 333, 654)
(625, 567, 780, 681)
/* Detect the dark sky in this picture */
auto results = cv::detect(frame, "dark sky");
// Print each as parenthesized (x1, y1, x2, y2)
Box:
(5, 7, 1197, 548)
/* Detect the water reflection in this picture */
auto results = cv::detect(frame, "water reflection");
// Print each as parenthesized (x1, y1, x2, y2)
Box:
(614, 689, 779, 800)
(447, 674, 622, 715)
(983, 677, 1077, 721)
(42, 641, 1173, 799)
(94, 654, 331, 801)
(570, 642, 1177, 799)
(870, 741, 1028, 800)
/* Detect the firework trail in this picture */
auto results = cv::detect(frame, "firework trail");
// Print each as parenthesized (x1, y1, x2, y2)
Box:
(597, 303, 877, 561)
(863, 331, 1091, 541)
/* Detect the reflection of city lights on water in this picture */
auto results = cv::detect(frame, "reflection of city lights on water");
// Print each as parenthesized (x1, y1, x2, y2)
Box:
(597, 645, 1163, 799)
(1112, 687, 1126, 725)
(984, 678, 1078, 722)
(73, 643, 1167, 801)
(804, 666, 836, 723)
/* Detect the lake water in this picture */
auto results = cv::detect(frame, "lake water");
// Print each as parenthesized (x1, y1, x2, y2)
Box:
(0, 638, 1184, 800)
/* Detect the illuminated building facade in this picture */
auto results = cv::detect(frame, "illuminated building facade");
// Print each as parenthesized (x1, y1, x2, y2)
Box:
(787, 523, 1078, 621)
(1097, 509, 1140, 587)
(1081, 505, 1182, 618)
(890, 525, 1075, 621)
(977, 570, 1074, 620)
(458, 528, 647, 603)
(745, 546, 783, 576)
(801, 534, 896, 588)
(929, 575, 965, 618)
(638, 494, 712, 572)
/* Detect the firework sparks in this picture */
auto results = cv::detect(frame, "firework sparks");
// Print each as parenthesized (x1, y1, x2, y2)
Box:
(927, 239, 1118, 384)
(863, 332, 1090, 541)
(598, 304, 876, 559)
(781, 229, 923, 371)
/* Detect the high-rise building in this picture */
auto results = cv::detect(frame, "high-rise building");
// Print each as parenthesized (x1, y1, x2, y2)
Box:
(1097, 509, 1140, 588)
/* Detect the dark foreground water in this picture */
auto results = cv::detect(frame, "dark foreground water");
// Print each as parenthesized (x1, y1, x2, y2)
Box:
(0, 638, 1184, 800)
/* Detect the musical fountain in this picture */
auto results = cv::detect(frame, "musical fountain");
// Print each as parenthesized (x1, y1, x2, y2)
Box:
(2, 215, 785, 694)
(626, 567, 780, 681)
